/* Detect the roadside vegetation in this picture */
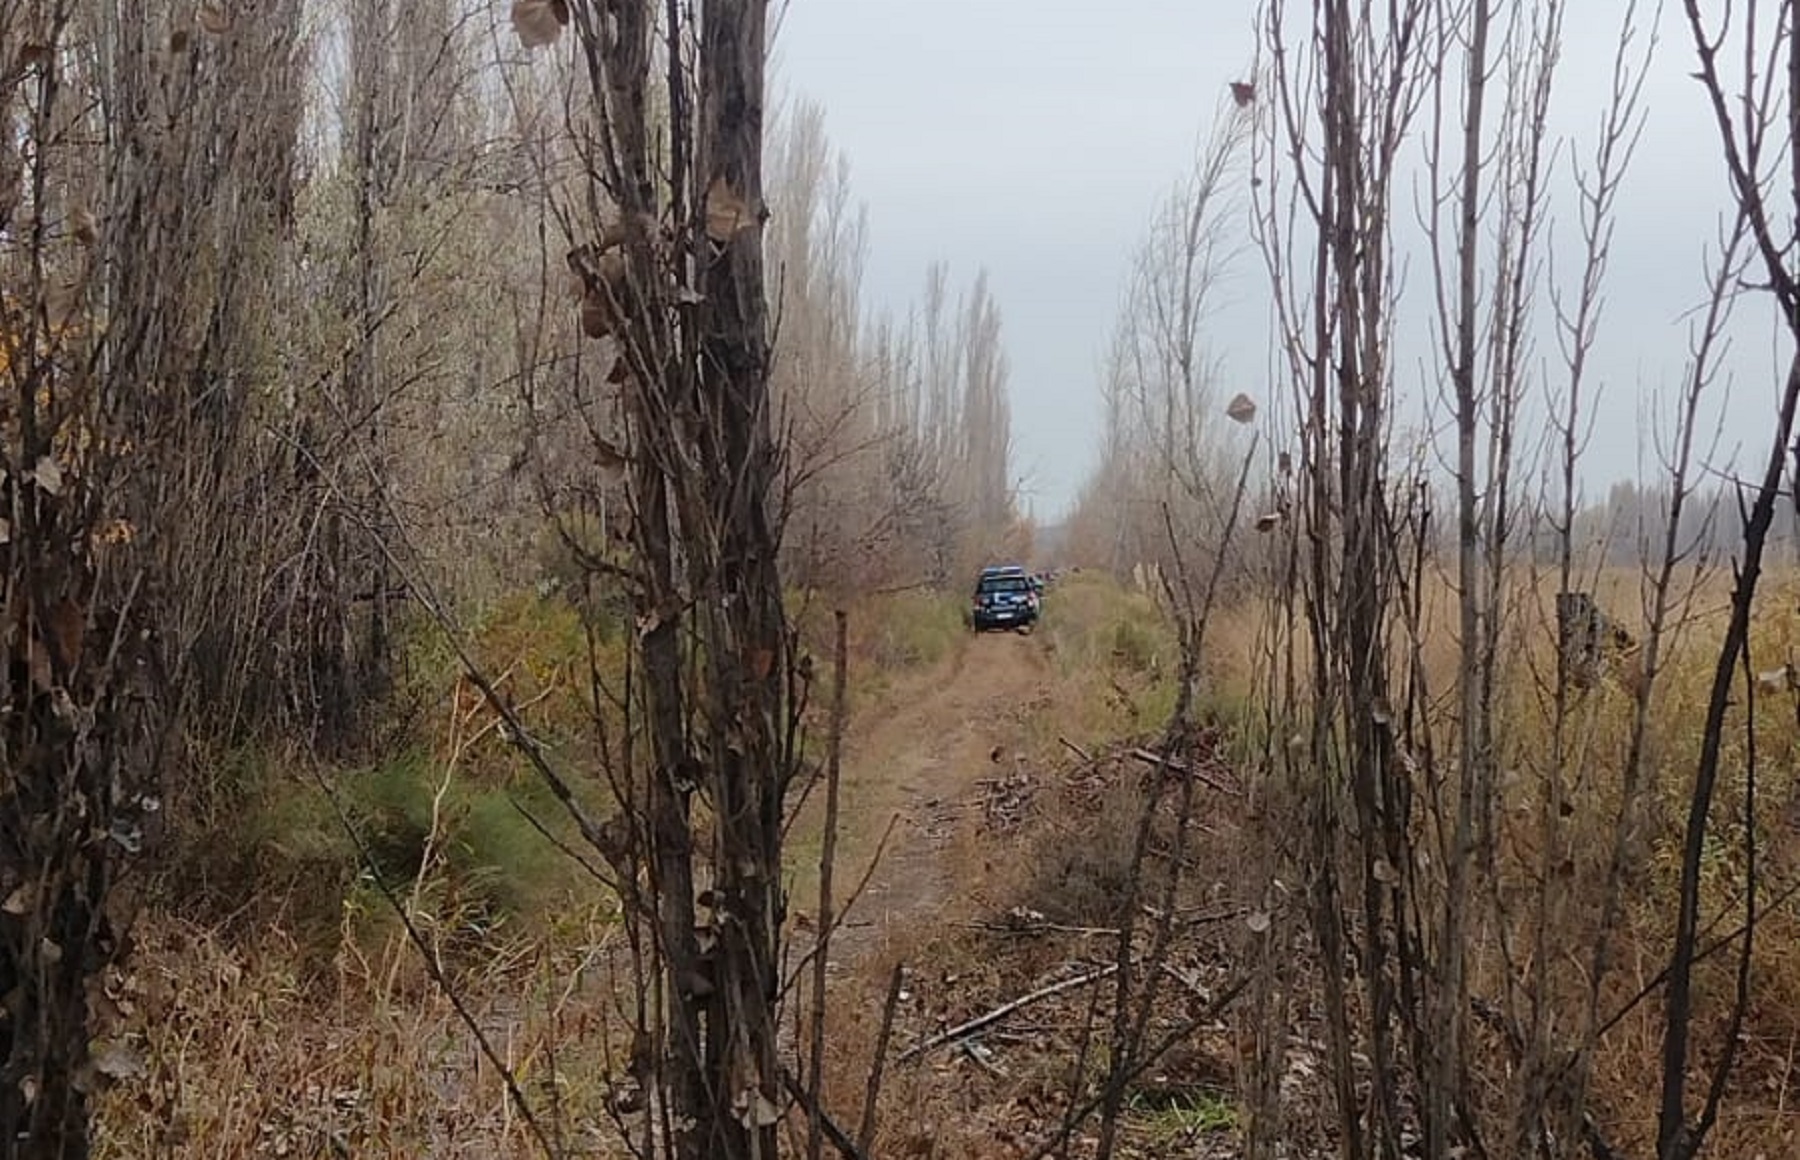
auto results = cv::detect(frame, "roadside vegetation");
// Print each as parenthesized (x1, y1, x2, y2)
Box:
(8, 1, 1800, 1158)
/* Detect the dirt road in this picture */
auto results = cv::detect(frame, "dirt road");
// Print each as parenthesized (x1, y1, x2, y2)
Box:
(800, 629, 1051, 961)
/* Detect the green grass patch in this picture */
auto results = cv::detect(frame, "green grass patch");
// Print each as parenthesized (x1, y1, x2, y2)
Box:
(1128, 1087, 1239, 1145)
(1041, 574, 1175, 679)
(862, 588, 971, 670)
(174, 741, 606, 972)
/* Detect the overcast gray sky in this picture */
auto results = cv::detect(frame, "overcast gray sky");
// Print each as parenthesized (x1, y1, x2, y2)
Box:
(774, 2, 1779, 522)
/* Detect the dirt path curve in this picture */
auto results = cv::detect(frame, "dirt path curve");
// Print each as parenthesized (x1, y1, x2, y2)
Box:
(805, 630, 1052, 966)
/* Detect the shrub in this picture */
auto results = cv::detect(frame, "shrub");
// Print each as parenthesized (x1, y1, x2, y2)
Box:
(1014, 781, 1149, 925)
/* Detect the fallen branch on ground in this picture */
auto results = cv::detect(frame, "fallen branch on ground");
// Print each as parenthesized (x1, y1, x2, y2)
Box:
(1127, 746, 1241, 795)
(958, 919, 1122, 938)
(1142, 903, 1251, 926)
(1059, 736, 1094, 762)
(1024, 971, 1255, 1160)
(897, 964, 1122, 1062)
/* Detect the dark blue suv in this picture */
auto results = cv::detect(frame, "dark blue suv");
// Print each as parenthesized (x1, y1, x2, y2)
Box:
(970, 565, 1039, 631)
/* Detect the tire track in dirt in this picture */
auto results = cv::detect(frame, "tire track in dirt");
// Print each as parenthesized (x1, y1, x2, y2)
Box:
(801, 630, 1051, 966)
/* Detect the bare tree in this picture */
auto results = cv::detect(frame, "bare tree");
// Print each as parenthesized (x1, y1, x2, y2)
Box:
(514, 2, 799, 1153)
(1653, 5, 1800, 1155)
(1069, 100, 1253, 580)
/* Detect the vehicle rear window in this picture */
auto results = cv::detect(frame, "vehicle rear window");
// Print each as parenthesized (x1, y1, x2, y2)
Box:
(978, 577, 1031, 594)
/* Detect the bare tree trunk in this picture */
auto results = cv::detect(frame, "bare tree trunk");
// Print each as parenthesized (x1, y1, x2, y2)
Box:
(693, 3, 784, 1154)
(551, 1, 787, 1153)
(1440, 2, 1493, 1150)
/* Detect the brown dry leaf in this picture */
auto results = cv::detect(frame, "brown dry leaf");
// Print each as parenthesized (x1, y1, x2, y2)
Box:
(169, 28, 191, 54)
(87, 1038, 146, 1082)
(511, 0, 568, 49)
(47, 598, 82, 671)
(1230, 81, 1256, 108)
(1226, 392, 1257, 424)
(733, 1087, 782, 1129)
(2, 883, 34, 916)
(197, 4, 230, 35)
(704, 175, 753, 242)
(19, 44, 52, 69)
(580, 288, 614, 339)
(1244, 910, 1272, 934)
(93, 519, 135, 545)
(31, 456, 64, 497)
(595, 436, 630, 484)
(1254, 512, 1282, 532)
(746, 647, 774, 680)
(1277, 450, 1292, 475)
(595, 212, 658, 251)
(595, 437, 629, 469)
(575, 249, 629, 338)
(595, 249, 627, 288)
(69, 206, 96, 246)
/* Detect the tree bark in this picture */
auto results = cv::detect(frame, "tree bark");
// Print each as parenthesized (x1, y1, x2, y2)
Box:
(694, 2, 785, 1155)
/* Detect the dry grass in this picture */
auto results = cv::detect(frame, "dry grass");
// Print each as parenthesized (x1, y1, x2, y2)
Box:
(1188, 560, 1800, 1153)
(94, 908, 628, 1159)
(88, 567, 1800, 1156)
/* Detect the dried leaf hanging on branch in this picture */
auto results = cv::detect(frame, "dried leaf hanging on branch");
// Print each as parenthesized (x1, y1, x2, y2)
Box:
(31, 455, 64, 496)
(594, 436, 631, 484)
(69, 206, 96, 246)
(580, 290, 614, 340)
(1226, 392, 1258, 424)
(704, 175, 756, 242)
(511, 0, 568, 49)
(569, 246, 628, 339)
(197, 4, 231, 35)
(1229, 81, 1256, 108)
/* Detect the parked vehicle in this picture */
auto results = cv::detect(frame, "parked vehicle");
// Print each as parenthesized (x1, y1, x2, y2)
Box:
(970, 565, 1039, 631)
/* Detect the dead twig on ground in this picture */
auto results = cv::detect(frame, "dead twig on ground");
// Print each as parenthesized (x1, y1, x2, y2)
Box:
(1024, 971, 1255, 1160)
(959, 919, 1123, 938)
(897, 964, 1123, 1062)
(1059, 736, 1094, 762)
(1125, 746, 1241, 796)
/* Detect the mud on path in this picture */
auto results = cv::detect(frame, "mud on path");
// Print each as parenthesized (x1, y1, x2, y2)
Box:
(790, 629, 1052, 967)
